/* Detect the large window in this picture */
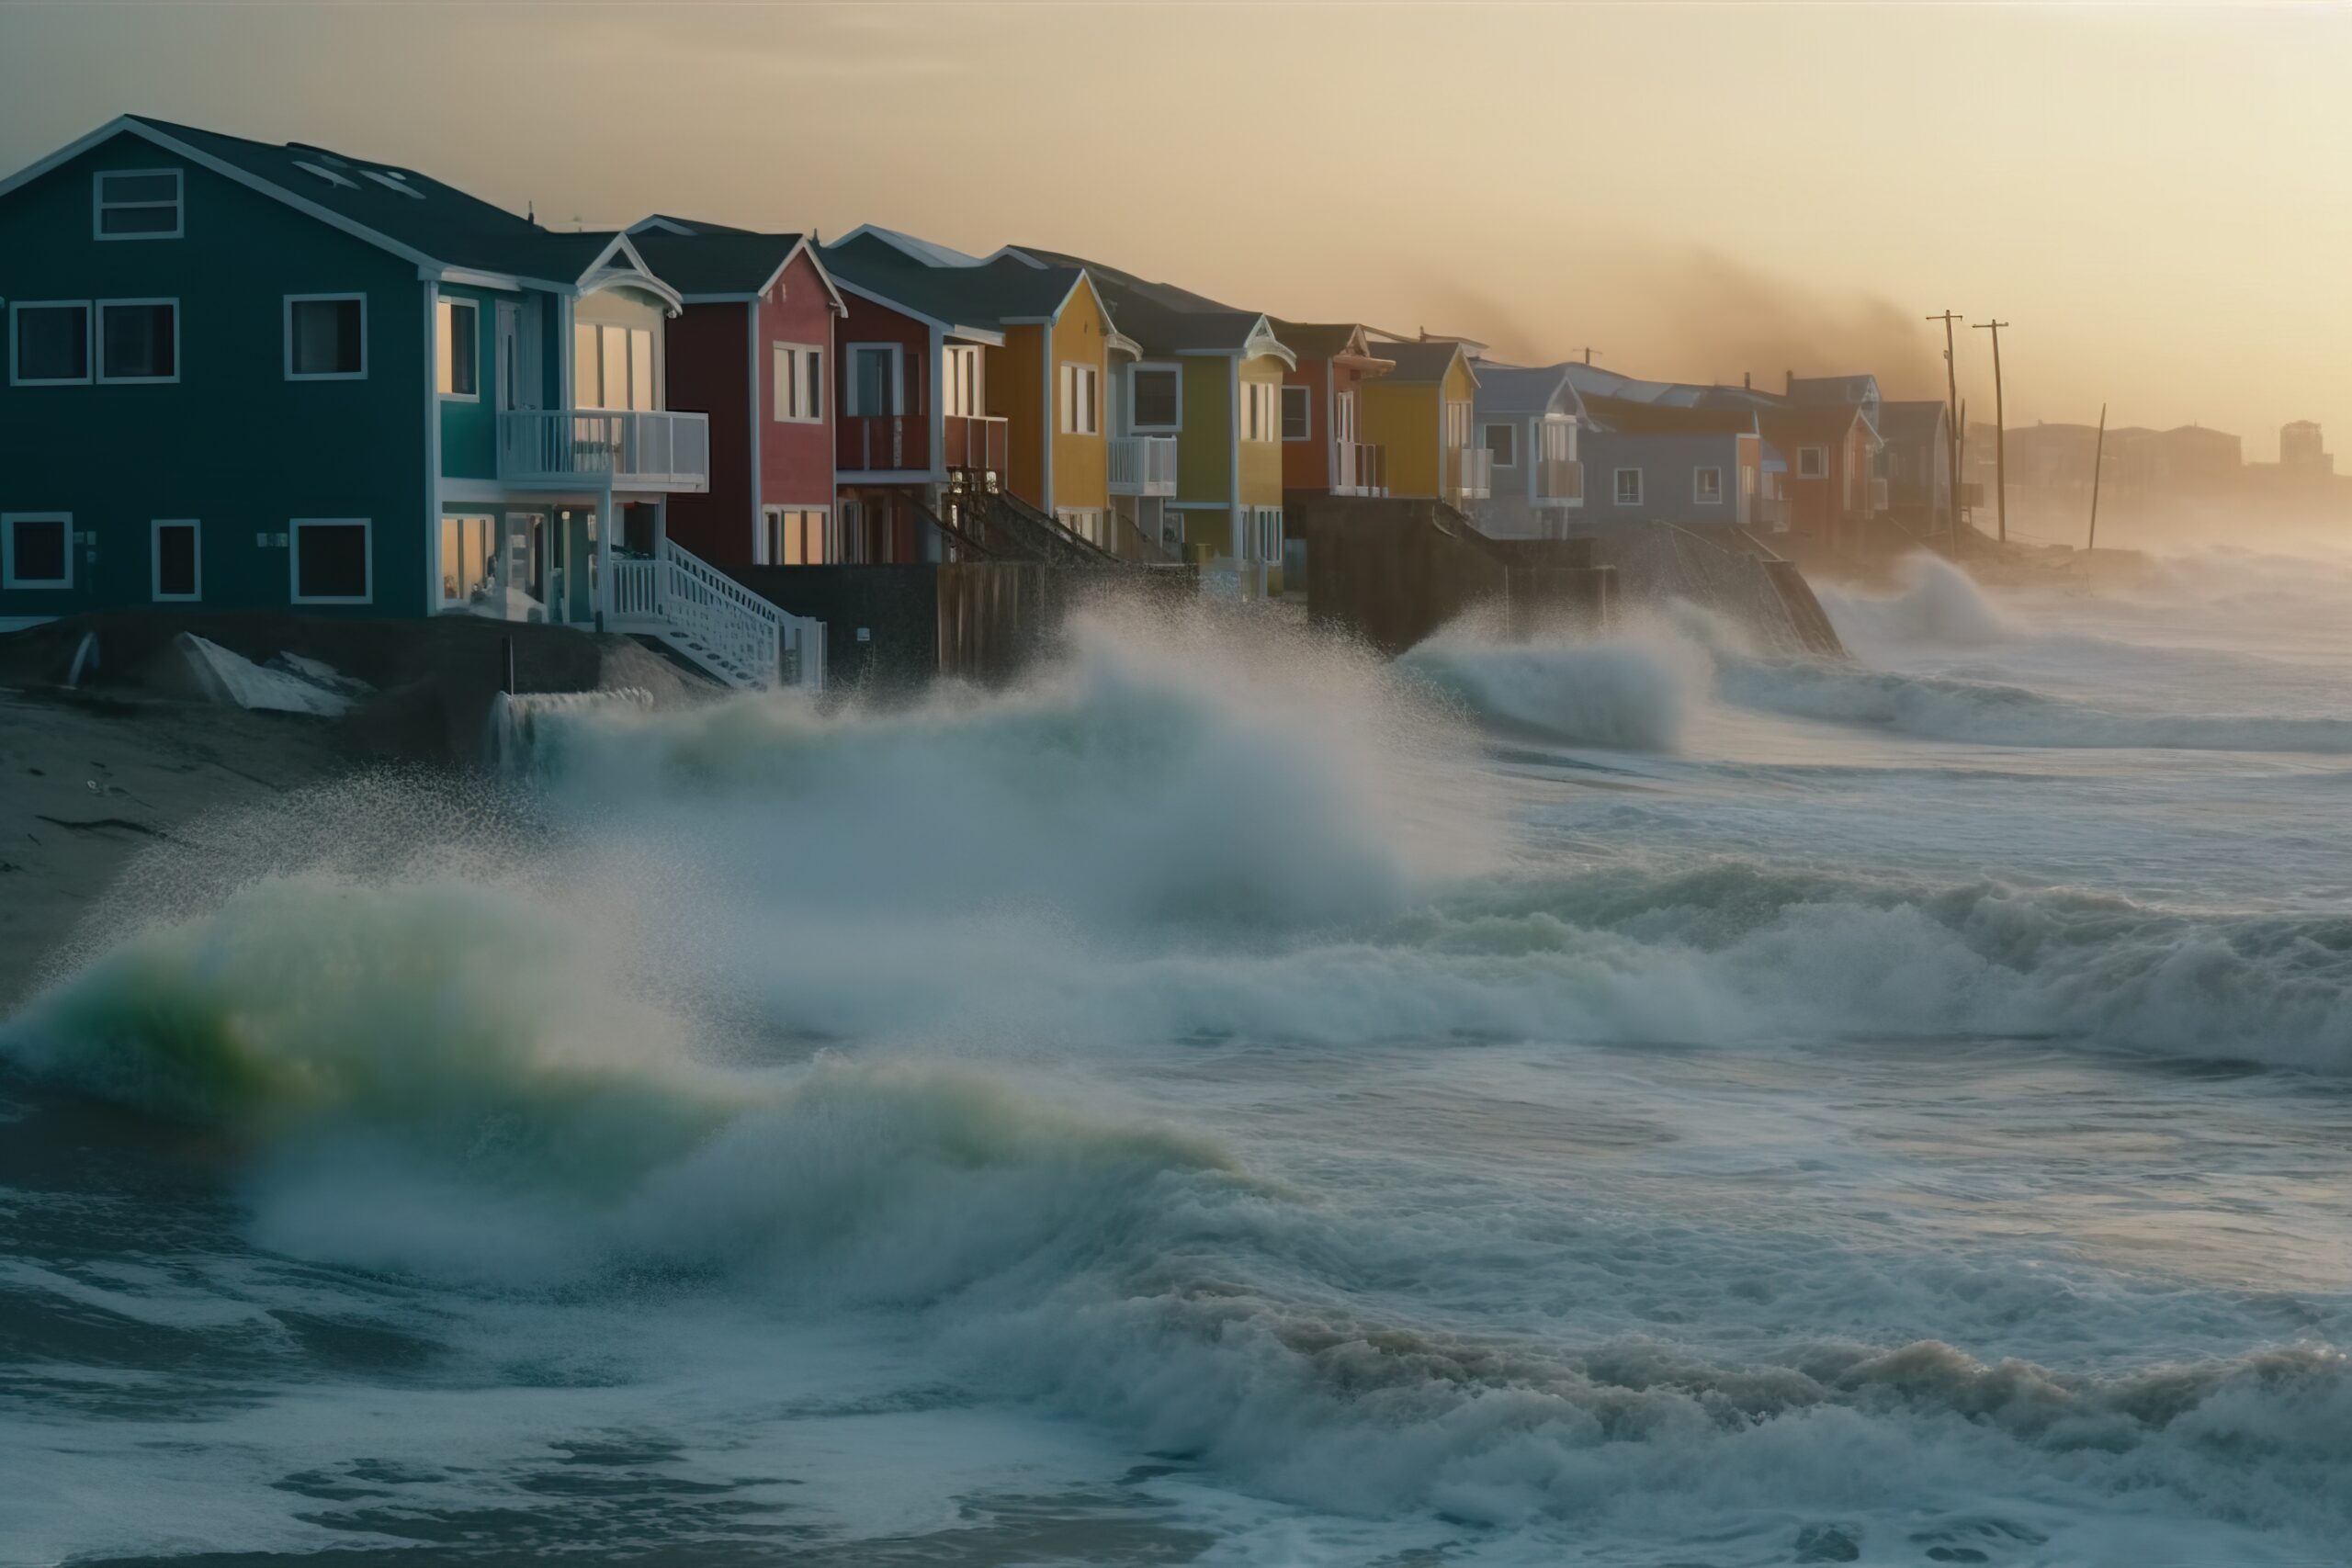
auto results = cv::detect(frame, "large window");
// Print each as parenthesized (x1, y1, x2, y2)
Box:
(848, 344, 902, 416)
(2, 513, 71, 590)
(437, 299, 479, 398)
(1695, 467, 1724, 503)
(774, 344, 823, 423)
(287, 295, 366, 379)
(943, 345, 981, 418)
(760, 506, 831, 566)
(1614, 468, 1644, 505)
(439, 513, 498, 610)
(94, 169, 182, 240)
(152, 519, 200, 602)
(572, 322, 655, 411)
(291, 518, 371, 604)
(1059, 362, 1099, 434)
(1243, 380, 1281, 443)
(1484, 423, 1517, 467)
(98, 300, 176, 382)
(1796, 446, 1827, 479)
(10, 302, 90, 385)
(1130, 365, 1180, 430)
(1281, 384, 1311, 443)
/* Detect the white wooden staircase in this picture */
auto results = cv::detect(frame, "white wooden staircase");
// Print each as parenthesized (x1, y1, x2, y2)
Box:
(610, 539, 825, 692)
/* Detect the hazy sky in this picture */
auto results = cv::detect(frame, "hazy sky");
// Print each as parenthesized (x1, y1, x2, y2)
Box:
(4, 1, 2346, 457)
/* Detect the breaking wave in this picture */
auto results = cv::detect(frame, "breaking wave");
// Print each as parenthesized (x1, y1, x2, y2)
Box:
(1396, 623, 1699, 751)
(1818, 551, 2013, 648)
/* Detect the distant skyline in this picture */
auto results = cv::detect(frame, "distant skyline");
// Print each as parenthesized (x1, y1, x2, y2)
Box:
(3, 1, 2345, 459)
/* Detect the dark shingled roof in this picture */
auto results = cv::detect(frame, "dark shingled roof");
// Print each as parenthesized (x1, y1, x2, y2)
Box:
(1584, 394, 1758, 436)
(1014, 246, 1272, 355)
(1787, 374, 1880, 406)
(1474, 365, 1584, 417)
(631, 230, 809, 298)
(1876, 400, 1950, 442)
(821, 234, 1084, 330)
(128, 114, 606, 281)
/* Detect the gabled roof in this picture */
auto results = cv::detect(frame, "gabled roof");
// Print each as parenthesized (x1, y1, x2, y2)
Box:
(820, 233, 1091, 342)
(832, 223, 992, 268)
(1473, 364, 1588, 418)
(1787, 374, 1881, 406)
(1583, 393, 1758, 436)
(628, 214, 756, 238)
(628, 227, 845, 311)
(1371, 338, 1477, 388)
(1005, 245, 1292, 363)
(1270, 320, 1394, 368)
(1875, 400, 1950, 443)
(1754, 400, 1877, 443)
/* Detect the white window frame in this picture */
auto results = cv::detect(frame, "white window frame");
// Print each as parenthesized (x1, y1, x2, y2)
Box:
(774, 342, 824, 423)
(7, 300, 93, 387)
(2, 513, 74, 590)
(941, 344, 982, 419)
(1058, 360, 1101, 435)
(1128, 362, 1182, 434)
(1614, 468, 1644, 505)
(1797, 446, 1827, 479)
(1243, 380, 1281, 443)
(845, 342, 906, 417)
(759, 504, 831, 566)
(284, 293, 368, 382)
(151, 518, 202, 603)
(93, 168, 183, 242)
(437, 298, 480, 400)
(95, 298, 180, 385)
(1280, 383, 1312, 443)
(1694, 466, 1724, 504)
(1484, 423, 1517, 467)
(289, 517, 374, 605)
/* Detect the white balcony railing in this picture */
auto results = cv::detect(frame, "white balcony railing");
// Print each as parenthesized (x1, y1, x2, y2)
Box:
(1333, 440, 1386, 496)
(498, 409, 711, 491)
(1108, 434, 1178, 496)
(1451, 446, 1494, 502)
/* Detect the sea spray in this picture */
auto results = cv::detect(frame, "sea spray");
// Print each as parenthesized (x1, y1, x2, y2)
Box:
(1818, 550, 2013, 649)
(1396, 616, 1706, 752)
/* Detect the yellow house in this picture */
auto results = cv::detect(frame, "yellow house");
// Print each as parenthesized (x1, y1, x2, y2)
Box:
(1360, 339, 1488, 511)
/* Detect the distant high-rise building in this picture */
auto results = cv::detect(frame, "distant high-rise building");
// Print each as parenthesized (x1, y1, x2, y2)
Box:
(2281, 421, 2333, 476)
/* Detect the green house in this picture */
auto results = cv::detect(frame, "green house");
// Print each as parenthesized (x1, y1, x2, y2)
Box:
(0, 116, 815, 686)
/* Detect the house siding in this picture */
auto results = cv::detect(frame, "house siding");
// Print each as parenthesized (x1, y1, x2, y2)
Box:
(758, 250, 838, 511)
(833, 294, 931, 478)
(1174, 357, 1230, 508)
(0, 131, 430, 620)
(1281, 359, 1329, 491)
(989, 323, 1046, 506)
(662, 299, 755, 565)
(1363, 381, 1440, 499)
(1238, 354, 1285, 507)
(1047, 277, 1110, 514)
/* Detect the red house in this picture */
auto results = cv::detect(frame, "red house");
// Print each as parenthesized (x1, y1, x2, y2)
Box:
(1271, 321, 1395, 502)
(1757, 402, 1877, 554)
(630, 218, 846, 568)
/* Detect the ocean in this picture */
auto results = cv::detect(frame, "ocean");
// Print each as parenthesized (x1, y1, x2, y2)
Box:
(5, 539, 2351, 1566)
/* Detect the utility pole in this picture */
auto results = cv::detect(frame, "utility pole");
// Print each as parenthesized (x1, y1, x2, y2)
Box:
(1973, 319, 2009, 547)
(1927, 310, 1964, 556)
(1574, 346, 1599, 366)
(2087, 402, 2108, 555)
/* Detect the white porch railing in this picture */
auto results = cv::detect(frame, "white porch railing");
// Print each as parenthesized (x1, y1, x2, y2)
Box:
(610, 538, 824, 692)
(1451, 446, 1495, 502)
(1108, 434, 1178, 496)
(499, 409, 712, 491)
(1334, 440, 1386, 496)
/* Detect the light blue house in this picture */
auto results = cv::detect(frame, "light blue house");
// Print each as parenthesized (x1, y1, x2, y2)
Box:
(0, 115, 812, 686)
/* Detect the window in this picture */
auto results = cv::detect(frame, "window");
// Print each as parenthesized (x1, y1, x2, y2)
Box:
(1251, 506, 1283, 563)
(152, 520, 201, 602)
(572, 322, 655, 411)
(1059, 362, 1100, 434)
(10, 302, 91, 385)
(1614, 468, 1644, 505)
(943, 345, 981, 418)
(1445, 400, 1473, 449)
(1280, 384, 1312, 443)
(760, 506, 831, 566)
(290, 518, 371, 604)
(97, 300, 176, 382)
(774, 344, 823, 422)
(94, 169, 181, 240)
(848, 344, 903, 416)
(437, 299, 479, 398)
(1695, 467, 1724, 503)
(1244, 380, 1281, 443)
(1131, 365, 1180, 430)
(286, 295, 366, 379)
(1484, 423, 1517, 467)
(2, 513, 72, 590)
(439, 513, 498, 609)
(1797, 446, 1827, 479)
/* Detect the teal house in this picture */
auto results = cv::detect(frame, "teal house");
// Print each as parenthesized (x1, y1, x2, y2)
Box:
(0, 116, 814, 687)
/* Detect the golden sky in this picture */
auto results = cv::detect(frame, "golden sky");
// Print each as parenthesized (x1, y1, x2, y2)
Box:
(5, 1, 2346, 458)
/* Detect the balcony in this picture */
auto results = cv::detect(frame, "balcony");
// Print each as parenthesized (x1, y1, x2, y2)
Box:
(1537, 457, 1583, 502)
(498, 409, 709, 491)
(1450, 446, 1494, 502)
(941, 413, 1009, 475)
(1109, 434, 1179, 496)
(837, 413, 924, 474)
(1333, 440, 1386, 496)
